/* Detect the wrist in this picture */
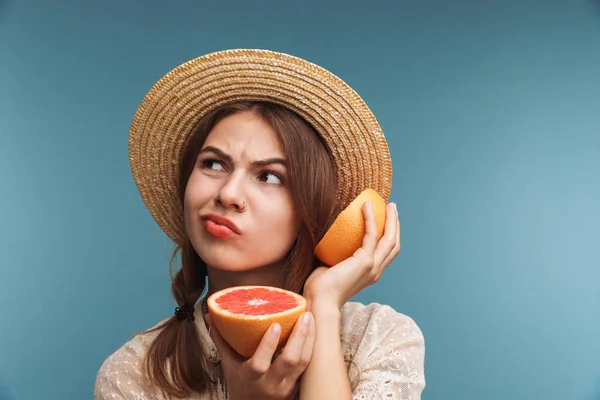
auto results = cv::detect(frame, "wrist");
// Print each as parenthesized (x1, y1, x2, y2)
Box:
(307, 300, 342, 321)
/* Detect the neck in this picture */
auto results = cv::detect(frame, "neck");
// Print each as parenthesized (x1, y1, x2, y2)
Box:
(206, 263, 285, 297)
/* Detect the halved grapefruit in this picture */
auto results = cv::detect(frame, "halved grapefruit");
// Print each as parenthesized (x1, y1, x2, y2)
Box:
(315, 188, 387, 267)
(206, 286, 307, 358)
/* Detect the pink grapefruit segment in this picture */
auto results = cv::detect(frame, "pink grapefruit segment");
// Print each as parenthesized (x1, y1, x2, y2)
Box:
(207, 286, 307, 358)
(214, 287, 300, 316)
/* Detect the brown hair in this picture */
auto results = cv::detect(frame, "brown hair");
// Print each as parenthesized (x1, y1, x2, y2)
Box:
(139, 101, 338, 398)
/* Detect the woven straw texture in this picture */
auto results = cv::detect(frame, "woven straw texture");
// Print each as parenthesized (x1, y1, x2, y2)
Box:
(129, 49, 392, 245)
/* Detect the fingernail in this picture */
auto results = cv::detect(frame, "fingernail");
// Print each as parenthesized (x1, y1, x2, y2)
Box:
(367, 201, 372, 211)
(302, 312, 312, 325)
(393, 203, 398, 214)
(271, 324, 281, 336)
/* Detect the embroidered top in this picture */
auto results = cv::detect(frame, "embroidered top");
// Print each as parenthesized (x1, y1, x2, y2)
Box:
(94, 301, 426, 400)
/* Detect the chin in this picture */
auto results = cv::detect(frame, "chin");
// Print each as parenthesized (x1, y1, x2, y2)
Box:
(190, 236, 290, 272)
(201, 251, 286, 273)
(206, 260, 255, 271)
(196, 249, 253, 271)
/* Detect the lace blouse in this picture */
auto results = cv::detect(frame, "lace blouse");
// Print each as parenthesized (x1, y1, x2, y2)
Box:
(94, 301, 426, 399)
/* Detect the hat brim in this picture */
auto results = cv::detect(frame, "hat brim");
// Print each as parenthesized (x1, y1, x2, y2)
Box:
(129, 49, 392, 245)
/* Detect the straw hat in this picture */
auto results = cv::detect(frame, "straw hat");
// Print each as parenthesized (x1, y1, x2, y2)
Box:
(129, 49, 392, 245)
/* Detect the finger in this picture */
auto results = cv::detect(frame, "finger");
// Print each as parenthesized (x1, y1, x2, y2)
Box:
(356, 201, 378, 259)
(329, 201, 379, 282)
(245, 323, 282, 376)
(398, 212, 401, 252)
(374, 203, 399, 267)
(271, 312, 312, 380)
(381, 208, 401, 269)
(205, 313, 243, 368)
(285, 384, 301, 400)
(289, 311, 316, 382)
(396, 209, 401, 252)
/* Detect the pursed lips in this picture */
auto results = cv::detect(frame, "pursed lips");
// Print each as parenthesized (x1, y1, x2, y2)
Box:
(200, 213, 241, 234)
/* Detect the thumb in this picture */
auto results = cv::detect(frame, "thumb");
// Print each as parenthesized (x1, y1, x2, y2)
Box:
(204, 313, 244, 368)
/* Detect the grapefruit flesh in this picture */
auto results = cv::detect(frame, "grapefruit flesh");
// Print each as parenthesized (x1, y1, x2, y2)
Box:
(315, 188, 387, 267)
(207, 286, 306, 358)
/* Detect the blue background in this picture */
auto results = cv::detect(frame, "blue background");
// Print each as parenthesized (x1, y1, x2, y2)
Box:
(1, 0, 599, 399)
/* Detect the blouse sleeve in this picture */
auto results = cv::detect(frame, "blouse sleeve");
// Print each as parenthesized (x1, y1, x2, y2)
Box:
(94, 339, 154, 400)
(342, 303, 426, 400)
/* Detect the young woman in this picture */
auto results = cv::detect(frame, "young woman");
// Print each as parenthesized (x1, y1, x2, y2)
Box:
(94, 49, 425, 400)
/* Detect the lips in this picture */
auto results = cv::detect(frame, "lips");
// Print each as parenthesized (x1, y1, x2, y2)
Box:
(201, 213, 241, 235)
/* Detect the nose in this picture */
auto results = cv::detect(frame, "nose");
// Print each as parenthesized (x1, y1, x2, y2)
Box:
(214, 171, 247, 212)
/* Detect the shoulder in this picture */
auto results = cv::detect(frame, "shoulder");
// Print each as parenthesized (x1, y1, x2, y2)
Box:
(94, 322, 166, 399)
(340, 301, 421, 329)
(340, 301, 426, 397)
(340, 301, 424, 352)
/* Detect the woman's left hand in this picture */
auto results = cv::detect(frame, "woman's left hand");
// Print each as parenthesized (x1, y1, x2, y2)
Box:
(303, 201, 400, 310)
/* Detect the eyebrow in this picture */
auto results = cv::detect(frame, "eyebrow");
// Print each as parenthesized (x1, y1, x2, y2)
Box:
(198, 146, 287, 167)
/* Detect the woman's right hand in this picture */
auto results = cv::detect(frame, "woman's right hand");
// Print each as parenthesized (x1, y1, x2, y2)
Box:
(205, 311, 315, 400)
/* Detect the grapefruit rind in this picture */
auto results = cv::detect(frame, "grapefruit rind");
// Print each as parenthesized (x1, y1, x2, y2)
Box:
(206, 286, 307, 358)
(314, 188, 387, 266)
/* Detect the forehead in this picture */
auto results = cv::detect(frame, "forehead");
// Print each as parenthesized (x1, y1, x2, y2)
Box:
(203, 111, 285, 157)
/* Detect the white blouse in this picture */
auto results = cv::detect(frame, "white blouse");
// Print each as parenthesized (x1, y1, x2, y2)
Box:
(94, 301, 426, 400)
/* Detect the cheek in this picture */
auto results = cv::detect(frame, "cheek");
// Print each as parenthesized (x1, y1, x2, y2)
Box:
(282, 212, 300, 240)
(183, 184, 196, 218)
(182, 175, 209, 227)
(182, 190, 195, 235)
(258, 201, 299, 243)
(184, 173, 211, 207)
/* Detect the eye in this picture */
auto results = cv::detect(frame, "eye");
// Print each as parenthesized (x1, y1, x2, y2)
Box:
(200, 159, 225, 171)
(259, 171, 284, 185)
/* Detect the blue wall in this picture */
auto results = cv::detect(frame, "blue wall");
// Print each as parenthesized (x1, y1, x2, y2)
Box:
(1, 1, 599, 399)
